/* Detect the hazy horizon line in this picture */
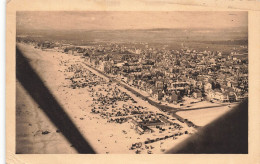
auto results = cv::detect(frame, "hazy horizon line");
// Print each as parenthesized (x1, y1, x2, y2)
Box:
(17, 26, 248, 32)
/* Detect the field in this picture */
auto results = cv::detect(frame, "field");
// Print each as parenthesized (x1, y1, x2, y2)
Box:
(17, 28, 248, 54)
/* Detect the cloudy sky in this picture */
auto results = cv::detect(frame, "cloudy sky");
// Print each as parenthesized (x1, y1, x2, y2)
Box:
(17, 11, 247, 31)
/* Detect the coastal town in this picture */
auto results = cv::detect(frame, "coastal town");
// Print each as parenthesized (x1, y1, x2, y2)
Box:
(19, 38, 248, 105)
(16, 37, 248, 153)
(14, 11, 250, 155)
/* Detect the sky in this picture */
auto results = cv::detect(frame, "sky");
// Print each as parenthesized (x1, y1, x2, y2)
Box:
(17, 11, 248, 31)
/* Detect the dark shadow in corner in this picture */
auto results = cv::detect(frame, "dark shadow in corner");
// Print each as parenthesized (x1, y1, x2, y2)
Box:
(16, 47, 95, 154)
(166, 98, 248, 154)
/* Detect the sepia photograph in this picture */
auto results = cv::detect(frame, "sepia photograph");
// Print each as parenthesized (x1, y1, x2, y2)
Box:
(15, 11, 249, 154)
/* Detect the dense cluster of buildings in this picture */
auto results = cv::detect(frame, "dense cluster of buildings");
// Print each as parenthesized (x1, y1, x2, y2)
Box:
(18, 38, 248, 105)
(82, 43, 248, 104)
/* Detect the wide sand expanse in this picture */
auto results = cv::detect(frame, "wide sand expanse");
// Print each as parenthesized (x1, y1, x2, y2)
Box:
(176, 105, 231, 127)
